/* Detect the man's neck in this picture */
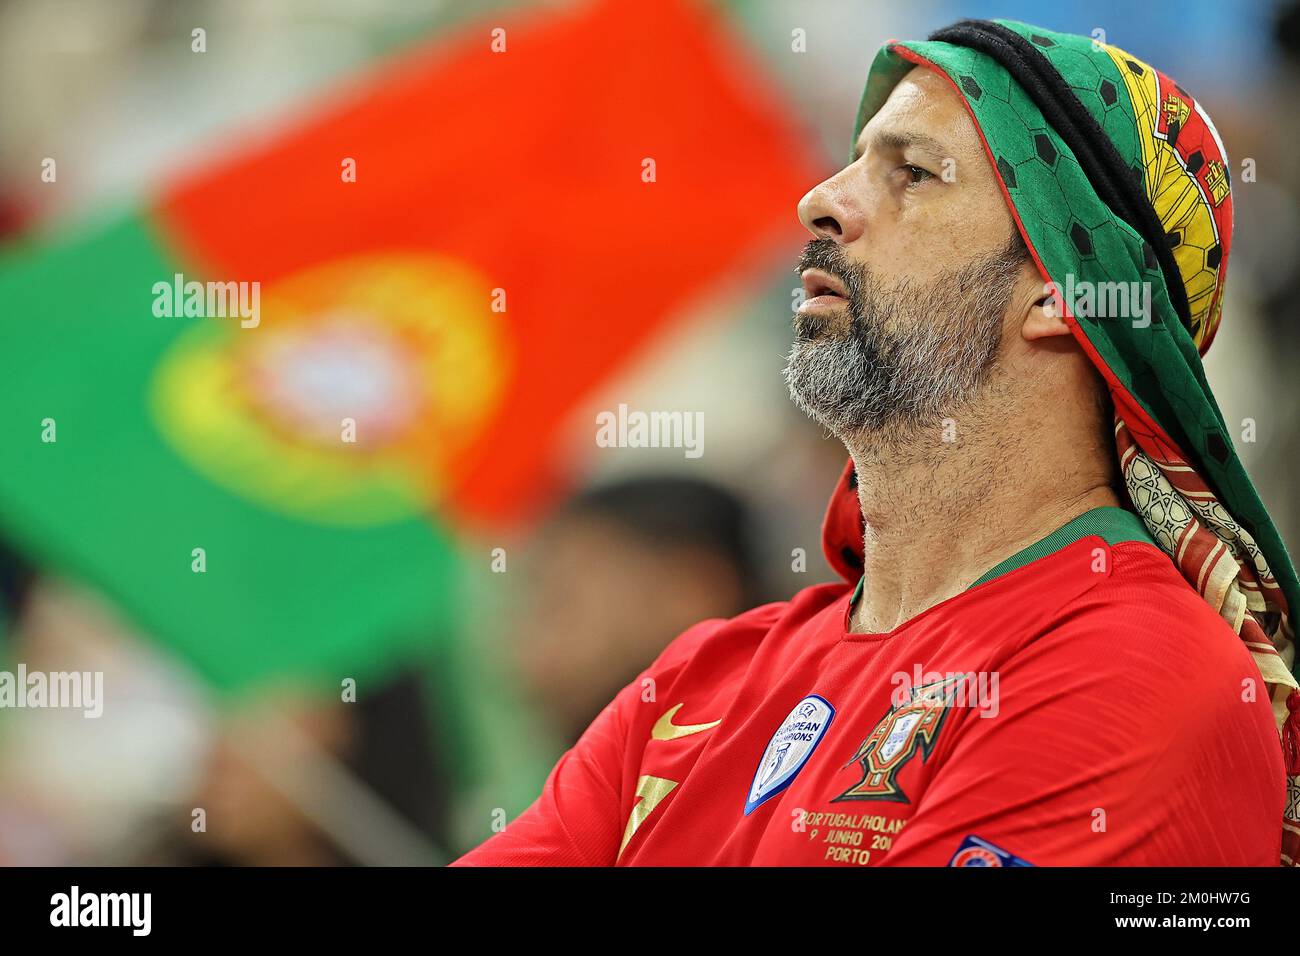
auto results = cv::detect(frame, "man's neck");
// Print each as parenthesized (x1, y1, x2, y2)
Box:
(845, 421, 1120, 634)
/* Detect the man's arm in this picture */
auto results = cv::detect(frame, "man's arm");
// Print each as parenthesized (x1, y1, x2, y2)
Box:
(451, 681, 634, 866)
(450, 608, 776, 866)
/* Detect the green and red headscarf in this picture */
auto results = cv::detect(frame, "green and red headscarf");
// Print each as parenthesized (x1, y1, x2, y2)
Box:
(842, 19, 1300, 865)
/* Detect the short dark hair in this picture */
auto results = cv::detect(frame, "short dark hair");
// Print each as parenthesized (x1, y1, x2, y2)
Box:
(560, 475, 763, 606)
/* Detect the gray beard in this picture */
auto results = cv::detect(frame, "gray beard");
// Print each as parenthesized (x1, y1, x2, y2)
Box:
(784, 240, 1024, 441)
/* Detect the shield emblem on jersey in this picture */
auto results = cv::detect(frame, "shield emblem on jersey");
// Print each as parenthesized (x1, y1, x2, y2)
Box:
(879, 712, 923, 763)
(744, 694, 835, 815)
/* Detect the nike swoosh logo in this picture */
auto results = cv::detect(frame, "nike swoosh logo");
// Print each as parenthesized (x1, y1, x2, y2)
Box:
(652, 703, 721, 741)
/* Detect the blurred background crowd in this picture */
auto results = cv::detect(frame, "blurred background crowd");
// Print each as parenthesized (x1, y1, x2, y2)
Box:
(1, 0, 1298, 865)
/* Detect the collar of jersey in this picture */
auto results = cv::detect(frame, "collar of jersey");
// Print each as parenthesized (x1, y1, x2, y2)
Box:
(848, 505, 1155, 612)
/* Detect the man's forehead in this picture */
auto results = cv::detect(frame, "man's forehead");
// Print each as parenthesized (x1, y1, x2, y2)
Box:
(852, 127, 953, 163)
(851, 66, 975, 162)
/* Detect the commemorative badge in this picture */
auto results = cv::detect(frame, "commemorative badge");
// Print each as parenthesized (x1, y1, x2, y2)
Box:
(744, 694, 835, 815)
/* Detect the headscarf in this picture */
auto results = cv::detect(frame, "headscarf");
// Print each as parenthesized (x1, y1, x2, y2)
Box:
(835, 19, 1300, 866)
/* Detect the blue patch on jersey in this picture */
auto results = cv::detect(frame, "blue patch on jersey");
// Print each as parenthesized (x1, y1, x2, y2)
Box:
(744, 694, 835, 815)
(948, 834, 1035, 867)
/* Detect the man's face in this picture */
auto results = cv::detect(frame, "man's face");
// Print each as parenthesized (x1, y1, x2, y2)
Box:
(785, 66, 1031, 438)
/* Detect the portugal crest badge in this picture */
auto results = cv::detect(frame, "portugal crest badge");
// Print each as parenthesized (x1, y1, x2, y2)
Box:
(834, 674, 969, 804)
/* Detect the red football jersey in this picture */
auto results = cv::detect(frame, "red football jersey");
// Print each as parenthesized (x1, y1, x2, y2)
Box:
(455, 474, 1284, 867)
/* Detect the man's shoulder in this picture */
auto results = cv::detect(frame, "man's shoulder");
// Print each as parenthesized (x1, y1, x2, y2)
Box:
(1080, 539, 1240, 641)
(643, 580, 847, 679)
(1028, 538, 1269, 708)
(989, 538, 1285, 822)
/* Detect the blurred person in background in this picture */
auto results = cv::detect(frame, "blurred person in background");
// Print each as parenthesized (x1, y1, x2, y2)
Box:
(152, 671, 452, 867)
(0, 545, 211, 866)
(0, 535, 455, 866)
(513, 476, 765, 747)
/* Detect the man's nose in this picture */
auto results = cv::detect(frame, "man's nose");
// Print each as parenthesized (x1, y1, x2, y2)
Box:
(797, 171, 867, 245)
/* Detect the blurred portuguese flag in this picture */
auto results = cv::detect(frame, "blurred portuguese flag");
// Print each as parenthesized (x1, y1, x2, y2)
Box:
(0, 0, 812, 691)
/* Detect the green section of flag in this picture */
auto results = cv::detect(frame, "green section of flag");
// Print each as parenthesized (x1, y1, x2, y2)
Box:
(0, 213, 459, 692)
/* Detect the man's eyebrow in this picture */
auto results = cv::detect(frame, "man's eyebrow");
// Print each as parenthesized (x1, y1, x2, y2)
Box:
(852, 129, 952, 163)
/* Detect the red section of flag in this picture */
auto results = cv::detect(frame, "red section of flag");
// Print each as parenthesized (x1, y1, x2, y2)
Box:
(154, 0, 815, 526)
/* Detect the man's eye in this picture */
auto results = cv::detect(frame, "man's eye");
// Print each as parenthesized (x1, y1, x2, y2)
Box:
(902, 163, 933, 186)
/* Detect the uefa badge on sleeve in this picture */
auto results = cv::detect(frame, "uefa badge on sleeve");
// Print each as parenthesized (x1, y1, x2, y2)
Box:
(948, 834, 1035, 867)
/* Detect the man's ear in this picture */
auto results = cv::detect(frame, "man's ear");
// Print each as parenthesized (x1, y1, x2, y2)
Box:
(1021, 276, 1072, 341)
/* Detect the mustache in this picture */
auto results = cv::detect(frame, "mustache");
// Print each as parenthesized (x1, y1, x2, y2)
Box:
(795, 234, 1027, 321)
(797, 239, 865, 312)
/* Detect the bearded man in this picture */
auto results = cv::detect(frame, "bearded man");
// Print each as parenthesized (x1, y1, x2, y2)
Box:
(456, 20, 1300, 867)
